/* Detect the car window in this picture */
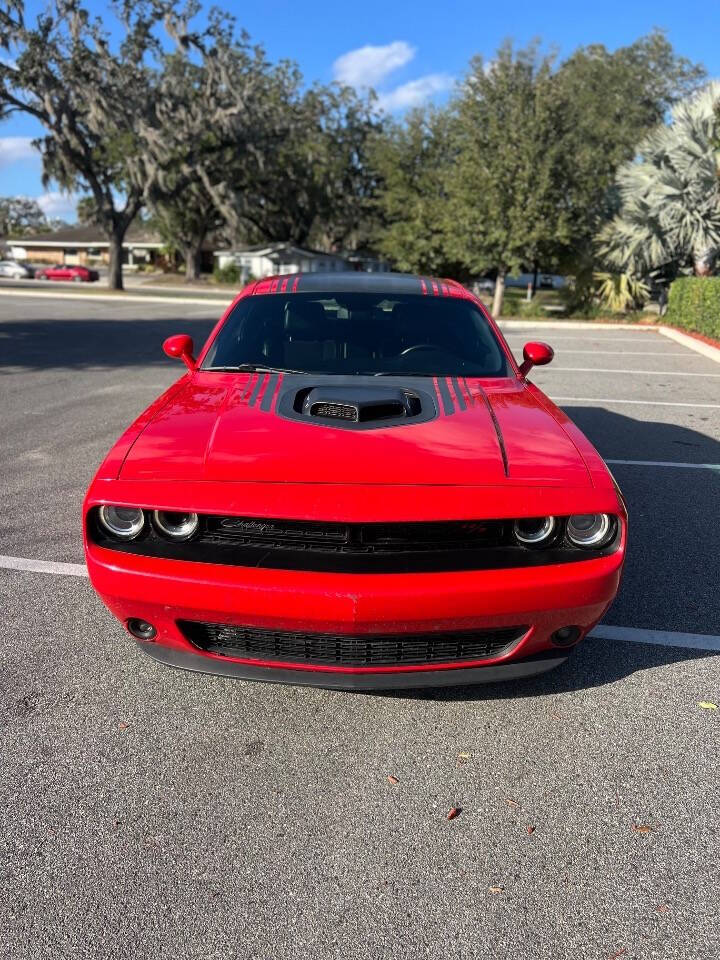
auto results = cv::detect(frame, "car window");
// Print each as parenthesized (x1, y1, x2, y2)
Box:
(203, 292, 511, 377)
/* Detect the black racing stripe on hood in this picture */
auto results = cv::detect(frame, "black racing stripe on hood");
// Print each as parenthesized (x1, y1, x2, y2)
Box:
(248, 373, 266, 406)
(451, 377, 467, 411)
(436, 376, 454, 415)
(260, 372, 279, 411)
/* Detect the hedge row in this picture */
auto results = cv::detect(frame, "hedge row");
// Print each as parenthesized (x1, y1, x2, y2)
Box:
(666, 276, 720, 340)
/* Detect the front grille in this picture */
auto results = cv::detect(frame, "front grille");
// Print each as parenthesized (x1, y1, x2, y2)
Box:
(178, 621, 526, 667)
(204, 517, 506, 554)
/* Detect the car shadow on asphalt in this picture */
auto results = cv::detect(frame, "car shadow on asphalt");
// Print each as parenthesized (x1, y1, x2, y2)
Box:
(382, 637, 719, 702)
(561, 407, 720, 640)
(562, 405, 719, 464)
(0, 317, 218, 369)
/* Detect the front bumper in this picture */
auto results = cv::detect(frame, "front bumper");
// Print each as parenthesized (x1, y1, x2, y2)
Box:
(86, 542, 623, 690)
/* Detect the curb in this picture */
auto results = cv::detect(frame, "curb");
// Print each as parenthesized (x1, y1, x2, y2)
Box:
(657, 325, 720, 364)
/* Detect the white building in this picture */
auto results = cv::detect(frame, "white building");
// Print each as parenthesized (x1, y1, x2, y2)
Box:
(214, 242, 388, 282)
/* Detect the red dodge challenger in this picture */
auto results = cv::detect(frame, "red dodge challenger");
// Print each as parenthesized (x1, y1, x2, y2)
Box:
(84, 273, 626, 690)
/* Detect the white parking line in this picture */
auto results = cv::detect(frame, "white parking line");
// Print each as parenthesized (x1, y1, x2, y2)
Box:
(503, 323, 720, 363)
(606, 459, 720, 471)
(0, 288, 231, 308)
(553, 396, 720, 409)
(0, 555, 717, 653)
(589, 625, 720, 652)
(547, 367, 720, 378)
(504, 336, 662, 343)
(0, 555, 88, 577)
(539, 350, 693, 357)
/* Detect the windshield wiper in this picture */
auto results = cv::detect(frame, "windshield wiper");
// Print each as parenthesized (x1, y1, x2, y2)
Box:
(205, 363, 308, 375)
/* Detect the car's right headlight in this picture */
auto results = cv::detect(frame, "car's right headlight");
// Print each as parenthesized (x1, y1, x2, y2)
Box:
(566, 513, 614, 548)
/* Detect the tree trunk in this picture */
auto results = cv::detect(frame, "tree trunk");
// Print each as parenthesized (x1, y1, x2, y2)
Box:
(491, 270, 506, 318)
(184, 243, 202, 282)
(107, 228, 125, 290)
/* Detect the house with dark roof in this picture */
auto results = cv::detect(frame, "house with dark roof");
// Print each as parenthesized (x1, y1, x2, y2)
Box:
(7, 225, 166, 269)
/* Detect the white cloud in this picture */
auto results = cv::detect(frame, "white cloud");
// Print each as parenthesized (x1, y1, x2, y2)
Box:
(333, 41, 415, 88)
(0, 136, 39, 168)
(376, 73, 455, 112)
(36, 191, 80, 221)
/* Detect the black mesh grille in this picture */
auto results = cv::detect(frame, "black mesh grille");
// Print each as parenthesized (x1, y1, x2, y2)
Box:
(178, 621, 526, 667)
(204, 517, 506, 554)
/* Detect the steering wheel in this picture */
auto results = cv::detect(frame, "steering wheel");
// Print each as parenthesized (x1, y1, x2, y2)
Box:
(399, 343, 443, 357)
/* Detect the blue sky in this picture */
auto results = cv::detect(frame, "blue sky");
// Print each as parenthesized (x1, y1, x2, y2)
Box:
(2, 0, 719, 221)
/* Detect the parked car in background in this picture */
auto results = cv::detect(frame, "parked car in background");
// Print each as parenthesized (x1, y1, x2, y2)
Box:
(505, 273, 566, 290)
(36, 264, 99, 283)
(474, 274, 567, 295)
(0, 259, 35, 279)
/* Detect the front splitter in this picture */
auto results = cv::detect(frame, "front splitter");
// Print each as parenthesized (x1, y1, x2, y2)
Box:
(135, 641, 570, 691)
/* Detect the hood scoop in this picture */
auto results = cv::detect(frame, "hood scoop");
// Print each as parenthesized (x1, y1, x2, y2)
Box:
(302, 386, 420, 424)
(276, 379, 438, 430)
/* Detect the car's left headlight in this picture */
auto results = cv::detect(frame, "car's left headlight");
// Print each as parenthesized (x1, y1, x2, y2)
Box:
(566, 513, 615, 548)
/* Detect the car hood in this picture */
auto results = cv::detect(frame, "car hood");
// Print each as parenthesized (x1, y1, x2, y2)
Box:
(119, 373, 591, 487)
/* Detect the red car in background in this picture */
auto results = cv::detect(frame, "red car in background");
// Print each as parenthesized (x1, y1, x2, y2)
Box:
(36, 264, 99, 282)
(84, 272, 627, 690)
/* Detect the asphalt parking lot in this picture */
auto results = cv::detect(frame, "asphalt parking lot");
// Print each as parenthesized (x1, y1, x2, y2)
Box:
(1, 292, 719, 959)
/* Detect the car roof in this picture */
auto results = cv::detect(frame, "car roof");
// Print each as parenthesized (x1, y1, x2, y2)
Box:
(250, 271, 472, 299)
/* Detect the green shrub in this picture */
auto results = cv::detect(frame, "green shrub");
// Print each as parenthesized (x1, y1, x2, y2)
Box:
(213, 262, 241, 284)
(593, 272, 649, 313)
(515, 297, 561, 318)
(666, 277, 720, 339)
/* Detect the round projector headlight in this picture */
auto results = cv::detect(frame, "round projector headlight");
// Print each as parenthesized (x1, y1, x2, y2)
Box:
(513, 516, 556, 546)
(566, 513, 613, 548)
(98, 505, 145, 540)
(152, 510, 199, 541)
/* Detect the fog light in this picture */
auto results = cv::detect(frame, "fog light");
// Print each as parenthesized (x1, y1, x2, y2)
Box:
(127, 618, 157, 641)
(551, 626, 580, 647)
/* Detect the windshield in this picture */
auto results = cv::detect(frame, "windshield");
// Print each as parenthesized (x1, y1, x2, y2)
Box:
(202, 292, 511, 377)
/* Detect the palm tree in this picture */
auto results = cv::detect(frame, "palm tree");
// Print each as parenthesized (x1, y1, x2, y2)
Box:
(599, 83, 720, 277)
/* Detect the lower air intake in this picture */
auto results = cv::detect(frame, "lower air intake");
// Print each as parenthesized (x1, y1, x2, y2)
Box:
(178, 621, 527, 667)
